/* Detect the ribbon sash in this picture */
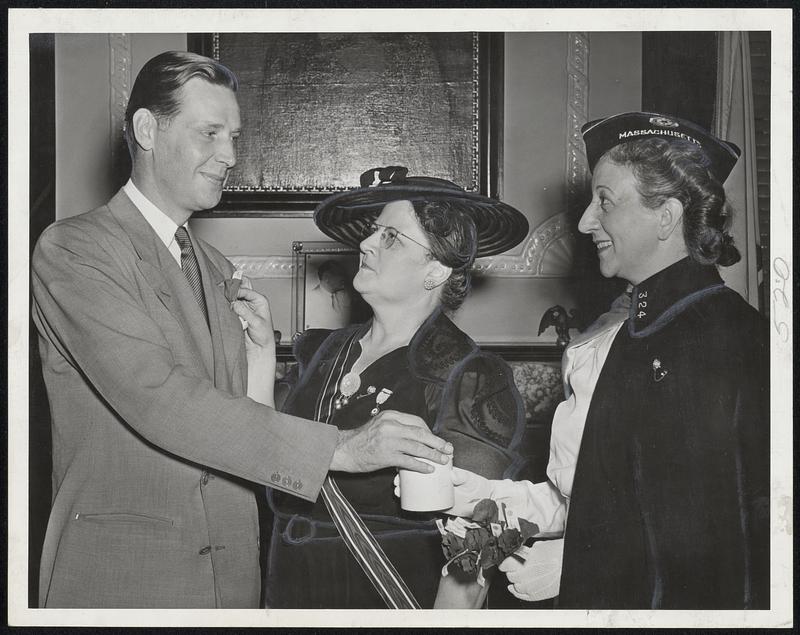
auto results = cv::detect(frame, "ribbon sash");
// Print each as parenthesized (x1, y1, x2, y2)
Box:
(320, 476, 420, 609)
(316, 332, 420, 609)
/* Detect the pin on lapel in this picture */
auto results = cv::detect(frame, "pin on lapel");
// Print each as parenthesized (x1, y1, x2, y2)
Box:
(652, 358, 669, 382)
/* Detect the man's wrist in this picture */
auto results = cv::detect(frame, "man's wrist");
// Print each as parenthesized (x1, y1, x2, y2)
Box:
(329, 428, 356, 472)
(246, 342, 275, 362)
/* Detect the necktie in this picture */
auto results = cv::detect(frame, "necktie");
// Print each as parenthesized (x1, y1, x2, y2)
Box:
(174, 226, 209, 325)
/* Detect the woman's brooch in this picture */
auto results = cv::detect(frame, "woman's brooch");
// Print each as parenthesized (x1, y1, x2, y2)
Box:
(652, 358, 669, 382)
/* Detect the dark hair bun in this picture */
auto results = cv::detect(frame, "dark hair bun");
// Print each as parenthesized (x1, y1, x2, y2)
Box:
(692, 228, 741, 267)
(717, 232, 742, 267)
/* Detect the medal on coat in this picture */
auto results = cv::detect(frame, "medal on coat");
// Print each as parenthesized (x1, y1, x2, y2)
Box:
(335, 372, 361, 409)
(370, 388, 393, 416)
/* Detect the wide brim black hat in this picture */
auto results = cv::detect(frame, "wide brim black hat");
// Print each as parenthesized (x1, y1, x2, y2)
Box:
(581, 112, 741, 183)
(314, 167, 529, 258)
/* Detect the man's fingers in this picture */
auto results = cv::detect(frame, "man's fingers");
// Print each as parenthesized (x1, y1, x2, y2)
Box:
(375, 411, 453, 459)
(395, 423, 453, 457)
(393, 456, 436, 474)
(236, 286, 262, 302)
(380, 410, 426, 428)
(231, 300, 250, 316)
(395, 438, 452, 466)
(231, 300, 258, 322)
(383, 410, 448, 440)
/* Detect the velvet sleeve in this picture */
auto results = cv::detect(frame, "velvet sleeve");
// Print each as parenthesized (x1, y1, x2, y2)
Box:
(431, 351, 526, 480)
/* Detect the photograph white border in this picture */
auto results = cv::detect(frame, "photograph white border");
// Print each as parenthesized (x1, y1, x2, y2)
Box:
(8, 7, 793, 628)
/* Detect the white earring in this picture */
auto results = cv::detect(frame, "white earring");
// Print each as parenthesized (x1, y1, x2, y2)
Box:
(423, 279, 436, 290)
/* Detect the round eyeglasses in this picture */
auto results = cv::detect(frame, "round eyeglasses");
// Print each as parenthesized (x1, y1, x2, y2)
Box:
(366, 222, 431, 253)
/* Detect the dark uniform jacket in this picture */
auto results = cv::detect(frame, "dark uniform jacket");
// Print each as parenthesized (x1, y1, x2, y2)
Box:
(265, 307, 526, 607)
(560, 258, 769, 609)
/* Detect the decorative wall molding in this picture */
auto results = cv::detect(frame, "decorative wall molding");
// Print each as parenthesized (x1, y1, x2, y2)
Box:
(566, 32, 590, 216)
(472, 31, 588, 277)
(230, 255, 295, 278)
(472, 212, 577, 277)
(230, 214, 576, 281)
(108, 34, 131, 174)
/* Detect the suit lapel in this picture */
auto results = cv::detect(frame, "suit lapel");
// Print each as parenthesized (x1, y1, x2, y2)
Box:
(107, 189, 214, 378)
(192, 233, 244, 392)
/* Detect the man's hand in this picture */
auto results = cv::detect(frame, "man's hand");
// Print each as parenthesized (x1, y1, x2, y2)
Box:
(498, 538, 564, 602)
(231, 285, 274, 350)
(330, 410, 453, 473)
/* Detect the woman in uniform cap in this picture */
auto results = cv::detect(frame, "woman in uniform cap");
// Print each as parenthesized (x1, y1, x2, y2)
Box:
(419, 112, 769, 609)
(264, 167, 530, 608)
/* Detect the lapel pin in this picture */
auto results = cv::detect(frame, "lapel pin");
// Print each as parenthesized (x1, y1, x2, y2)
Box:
(652, 358, 669, 382)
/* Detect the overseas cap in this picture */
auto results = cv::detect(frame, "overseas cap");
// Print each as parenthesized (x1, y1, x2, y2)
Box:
(581, 112, 741, 183)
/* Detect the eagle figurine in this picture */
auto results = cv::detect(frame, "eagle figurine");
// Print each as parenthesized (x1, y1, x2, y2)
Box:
(538, 305, 579, 348)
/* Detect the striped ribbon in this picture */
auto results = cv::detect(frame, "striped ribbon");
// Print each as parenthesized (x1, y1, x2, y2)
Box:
(175, 226, 209, 325)
(320, 476, 420, 608)
(316, 332, 420, 609)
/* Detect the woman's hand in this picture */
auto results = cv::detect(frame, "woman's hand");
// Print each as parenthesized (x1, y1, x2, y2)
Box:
(231, 284, 275, 351)
(498, 538, 563, 602)
(393, 466, 494, 517)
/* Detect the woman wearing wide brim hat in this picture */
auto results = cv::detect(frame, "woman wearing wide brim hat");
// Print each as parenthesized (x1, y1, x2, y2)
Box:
(314, 165, 530, 258)
(264, 167, 528, 609)
(422, 112, 769, 609)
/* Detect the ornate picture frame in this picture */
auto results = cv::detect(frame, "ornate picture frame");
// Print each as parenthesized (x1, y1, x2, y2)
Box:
(290, 240, 372, 338)
(188, 32, 503, 217)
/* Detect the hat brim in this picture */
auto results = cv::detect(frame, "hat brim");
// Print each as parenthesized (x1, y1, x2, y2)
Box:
(314, 184, 529, 258)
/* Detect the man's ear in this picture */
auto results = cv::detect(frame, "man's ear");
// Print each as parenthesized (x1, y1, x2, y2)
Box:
(425, 260, 452, 288)
(130, 108, 158, 152)
(657, 197, 684, 241)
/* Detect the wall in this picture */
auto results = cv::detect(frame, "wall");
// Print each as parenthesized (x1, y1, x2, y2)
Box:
(53, 32, 643, 343)
(55, 33, 187, 218)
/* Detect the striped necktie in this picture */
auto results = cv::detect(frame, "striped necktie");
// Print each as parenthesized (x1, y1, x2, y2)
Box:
(175, 226, 209, 325)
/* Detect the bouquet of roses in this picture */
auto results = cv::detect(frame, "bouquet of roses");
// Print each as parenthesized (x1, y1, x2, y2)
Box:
(437, 499, 539, 586)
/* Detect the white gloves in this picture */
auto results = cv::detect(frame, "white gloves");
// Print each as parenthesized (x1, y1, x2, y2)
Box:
(446, 466, 495, 516)
(393, 467, 565, 602)
(498, 538, 563, 602)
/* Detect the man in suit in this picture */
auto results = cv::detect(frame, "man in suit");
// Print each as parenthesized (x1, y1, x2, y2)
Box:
(31, 50, 452, 608)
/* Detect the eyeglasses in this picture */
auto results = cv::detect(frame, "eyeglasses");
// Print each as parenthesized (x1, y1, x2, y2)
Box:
(366, 222, 431, 253)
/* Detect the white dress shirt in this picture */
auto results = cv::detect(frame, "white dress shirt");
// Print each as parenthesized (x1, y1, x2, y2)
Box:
(123, 179, 185, 267)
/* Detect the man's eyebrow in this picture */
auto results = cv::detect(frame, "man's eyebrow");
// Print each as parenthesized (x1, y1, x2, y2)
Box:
(195, 121, 241, 134)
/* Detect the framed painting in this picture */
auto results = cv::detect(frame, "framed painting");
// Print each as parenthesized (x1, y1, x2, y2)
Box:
(188, 32, 503, 216)
(291, 241, 372, 337)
